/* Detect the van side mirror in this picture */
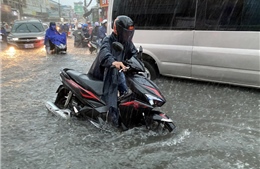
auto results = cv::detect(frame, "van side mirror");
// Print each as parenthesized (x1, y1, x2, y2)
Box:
(111, 20, 114, 29)
(138, 46, 143, 60)
(112, 42, 124, 52)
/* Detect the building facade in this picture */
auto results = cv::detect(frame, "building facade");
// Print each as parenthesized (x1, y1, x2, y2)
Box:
(1, 0, 103, 24)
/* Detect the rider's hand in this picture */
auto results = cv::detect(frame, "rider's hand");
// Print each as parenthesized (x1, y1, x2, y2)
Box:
(112, 61, 126, 71)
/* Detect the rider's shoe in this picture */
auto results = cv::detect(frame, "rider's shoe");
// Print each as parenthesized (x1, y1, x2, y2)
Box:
(106, 111, 119, 128)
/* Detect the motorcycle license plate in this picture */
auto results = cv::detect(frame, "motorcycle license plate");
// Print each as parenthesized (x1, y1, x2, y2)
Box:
(24, 44, 34, 48)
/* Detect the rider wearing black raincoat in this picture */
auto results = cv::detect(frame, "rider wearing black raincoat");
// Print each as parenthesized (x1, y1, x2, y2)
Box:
(88, 15, 137, 127)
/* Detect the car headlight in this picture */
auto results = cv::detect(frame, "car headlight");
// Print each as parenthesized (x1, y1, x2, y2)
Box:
(145, 94, 164, 106)
(37, 37, 44, 40)
(12, 38, 19, 41)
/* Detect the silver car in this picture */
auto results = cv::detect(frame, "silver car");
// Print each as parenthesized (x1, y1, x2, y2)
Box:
(7, 19, 45, 49)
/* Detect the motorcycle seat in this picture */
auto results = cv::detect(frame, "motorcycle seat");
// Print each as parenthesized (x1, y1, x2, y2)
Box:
(66, 70, 103, 96)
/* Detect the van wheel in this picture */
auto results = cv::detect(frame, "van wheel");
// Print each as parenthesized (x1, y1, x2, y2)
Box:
(143, 61, 158, 80)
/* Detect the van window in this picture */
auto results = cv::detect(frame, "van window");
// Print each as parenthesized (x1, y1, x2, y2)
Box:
(113, 0, 260, 31)
(196, 0, 260, 31)
(112, 0, 196, 30)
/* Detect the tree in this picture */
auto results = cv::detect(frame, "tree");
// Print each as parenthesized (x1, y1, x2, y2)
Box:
(84, 0, 93, 13)
(83, 0, 93, 19)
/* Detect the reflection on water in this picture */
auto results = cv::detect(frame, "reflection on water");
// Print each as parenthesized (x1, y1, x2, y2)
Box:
(6, 46, 16, 58)
(0, 46, 47, 71)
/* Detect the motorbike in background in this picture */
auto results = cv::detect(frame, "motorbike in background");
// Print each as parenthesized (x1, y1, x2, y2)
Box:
(46, 32, 67, 55)
(85, 38, 98, 54)
(0, 26, 7, 43)
(46, 42, 176, 133)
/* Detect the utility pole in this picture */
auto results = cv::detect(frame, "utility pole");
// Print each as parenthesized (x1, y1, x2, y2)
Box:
(58, 0, 61, 18)
(84, 0, 87, 13)
(19, 0, 24, 19)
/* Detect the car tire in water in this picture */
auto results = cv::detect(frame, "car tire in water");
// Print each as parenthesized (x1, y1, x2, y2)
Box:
(143, 60, 158, 80)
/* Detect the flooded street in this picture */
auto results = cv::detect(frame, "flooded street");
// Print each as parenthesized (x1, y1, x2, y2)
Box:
(1, 39, 259, 169)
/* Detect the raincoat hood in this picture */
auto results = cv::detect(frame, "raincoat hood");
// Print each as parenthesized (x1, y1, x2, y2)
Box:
(49, 22, 56, 30)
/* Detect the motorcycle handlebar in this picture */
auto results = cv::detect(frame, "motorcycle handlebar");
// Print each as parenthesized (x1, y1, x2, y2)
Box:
(110, 65, 130, 72)
(119, 66, 130, 72)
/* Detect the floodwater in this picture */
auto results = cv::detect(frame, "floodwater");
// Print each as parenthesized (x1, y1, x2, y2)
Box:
(1, 39, 259, 169)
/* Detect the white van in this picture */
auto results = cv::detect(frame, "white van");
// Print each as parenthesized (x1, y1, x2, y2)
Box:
(108, 0, 260, 88)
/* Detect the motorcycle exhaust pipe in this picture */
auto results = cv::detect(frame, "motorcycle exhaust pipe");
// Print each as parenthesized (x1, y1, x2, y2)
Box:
(45, 101, 71, 119)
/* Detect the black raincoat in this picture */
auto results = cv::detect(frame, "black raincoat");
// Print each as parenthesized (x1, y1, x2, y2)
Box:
(88, 32, 137, 124)
(72, 29, 86, 47)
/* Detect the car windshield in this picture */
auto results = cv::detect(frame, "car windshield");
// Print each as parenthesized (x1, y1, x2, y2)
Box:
(43, 24, 48, 30)
(11, 22, 44, 33)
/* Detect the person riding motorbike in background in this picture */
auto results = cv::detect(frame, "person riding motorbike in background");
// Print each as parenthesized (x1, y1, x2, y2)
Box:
(72, 24, 87, 48)
(44, 22, 60, 54)
(87, 21, 93, 37)
(91, 22, 100, 49)
(82, 23, 90, 38)
(61, 23, 70, 36)
(1, 24, 7, 43)
(91, 22, 100, 41)
(88, 15, 137, 127)
(98, 19, 107, 44)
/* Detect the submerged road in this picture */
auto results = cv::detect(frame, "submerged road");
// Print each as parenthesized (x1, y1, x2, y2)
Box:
(1, 39, 259, 169)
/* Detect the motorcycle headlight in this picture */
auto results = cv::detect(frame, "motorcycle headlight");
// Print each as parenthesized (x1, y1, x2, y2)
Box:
(145, 94, 164, 106)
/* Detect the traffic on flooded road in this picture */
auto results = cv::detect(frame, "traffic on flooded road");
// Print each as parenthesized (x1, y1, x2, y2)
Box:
(1, 38, 259, 169)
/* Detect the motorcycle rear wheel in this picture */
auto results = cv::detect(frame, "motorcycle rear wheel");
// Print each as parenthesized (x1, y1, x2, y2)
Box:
(54, 87, 69, 109)
(55, 97, 67, 109)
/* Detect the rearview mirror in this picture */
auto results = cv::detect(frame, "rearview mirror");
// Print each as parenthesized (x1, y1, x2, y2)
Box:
(138, 46, 143, 60)
(112, 42, 124, 52)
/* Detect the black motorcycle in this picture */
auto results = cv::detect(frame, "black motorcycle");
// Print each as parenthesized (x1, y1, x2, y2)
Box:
(46, 42, 176, 133)
(82, 38, 97, 54)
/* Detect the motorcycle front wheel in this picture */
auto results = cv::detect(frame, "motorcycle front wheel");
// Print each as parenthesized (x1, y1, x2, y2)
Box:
(146, 111, 176, 134)
(150, 120, 176, 135)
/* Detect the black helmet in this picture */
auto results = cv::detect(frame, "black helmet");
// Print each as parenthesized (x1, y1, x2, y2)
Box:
(113, 15, 134, 44)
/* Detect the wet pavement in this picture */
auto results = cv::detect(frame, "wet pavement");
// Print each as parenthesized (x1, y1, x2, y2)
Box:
(1, 39, 259, 169)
